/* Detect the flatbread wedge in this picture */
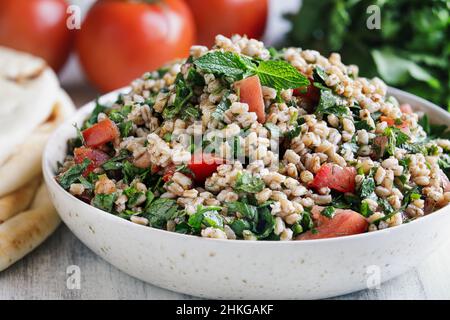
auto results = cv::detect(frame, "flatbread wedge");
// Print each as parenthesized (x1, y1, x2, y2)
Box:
(0, 178, 41, 223)
(0, 91, 75, 198)
(0, 183, 60, 272)
(0, 46, 60, 166)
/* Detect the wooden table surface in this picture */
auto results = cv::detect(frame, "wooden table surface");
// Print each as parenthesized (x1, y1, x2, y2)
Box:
(1, 84, 450, 300)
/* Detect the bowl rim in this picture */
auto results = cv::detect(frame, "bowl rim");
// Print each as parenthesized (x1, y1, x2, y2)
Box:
(43, 86, 450, 246)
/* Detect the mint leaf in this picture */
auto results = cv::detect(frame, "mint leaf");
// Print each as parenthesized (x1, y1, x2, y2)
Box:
(255, 60, 309, 91)
(193, 51, 253, 81)
(194, 51, 308, 91)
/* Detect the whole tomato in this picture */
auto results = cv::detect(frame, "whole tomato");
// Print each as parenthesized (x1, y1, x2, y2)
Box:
(76, 0, 196, 92)
(185, 0, 268, 47)
(0, 0, 73, 72)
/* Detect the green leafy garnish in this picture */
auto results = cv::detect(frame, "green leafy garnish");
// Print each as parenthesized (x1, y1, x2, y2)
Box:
(83, 99, 106, 129)
(163, 74, 193, 119)
(188, 206, 223, 232)
(383, 127, 410, 156)
(359, 176, 376, 198)
(211, 91, 231, 121)
(234, 172, 265, 193)
(193, 51, 309, 91)
(122, 161, 149, 184)
(144, 198, 180, 229)
(227, 201, 258, 221)
(255, 60, 309, 91)
(193, 51, 253, 81)
(102, 150, 130, 171)
(92, 193, 117, 212)
(57, 158, 91, 189)
(230, 219, 251, 237)
(315, 89, 349, 116)
(321, 206, 335, 218)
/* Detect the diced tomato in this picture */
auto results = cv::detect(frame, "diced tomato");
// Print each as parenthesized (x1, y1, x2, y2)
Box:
(162, 164, 177, 182)
(74, 147, 110, 176)
(380, 116, 395, 126)
(82, 118, 120, 148)
(296, 206, 368, 240)
(188, 153, 223, 183)
(309, 163, 356, 193)
(380, 116, 408, 129)
(400, 103, 413, 114)
(293, 78, 320, 105)
(235, 75, 265, 123)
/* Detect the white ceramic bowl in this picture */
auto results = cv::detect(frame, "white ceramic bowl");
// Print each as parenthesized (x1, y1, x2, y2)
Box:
(43, 87, 450, 299)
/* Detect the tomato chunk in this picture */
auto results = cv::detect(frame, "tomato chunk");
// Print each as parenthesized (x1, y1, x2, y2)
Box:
(82, 118, 119, 148)
(380, 116, 408, 129)
(162, 164, 177, 182)
(235, 75, 265, 123)
(293, 78, 320, 105)
(309, 163, 356, 193)
(296, 206, 368, 240)
(74, 147, 110, 176)
(188, 153, 223, 183)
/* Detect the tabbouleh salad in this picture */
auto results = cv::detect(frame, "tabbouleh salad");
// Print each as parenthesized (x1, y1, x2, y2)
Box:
(56, 35, 450, 241)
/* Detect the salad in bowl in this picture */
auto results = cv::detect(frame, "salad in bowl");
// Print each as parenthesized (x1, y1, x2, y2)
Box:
(55, 34, 450, 242)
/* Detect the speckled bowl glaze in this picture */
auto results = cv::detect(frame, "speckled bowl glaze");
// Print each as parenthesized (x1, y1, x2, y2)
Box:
(43, 87, 450, 299)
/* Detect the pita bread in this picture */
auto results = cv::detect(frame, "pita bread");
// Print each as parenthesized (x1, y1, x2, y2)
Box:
(0, 90, 75, 197)
(0, 178, 41, 223)
(0, 46, 46, 81)
(0, 47, 60, 166)
(0, 183, 60, 272)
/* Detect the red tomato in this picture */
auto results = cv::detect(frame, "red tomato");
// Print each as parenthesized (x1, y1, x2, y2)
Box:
(400, 103, 413, 114)
(76, 0, 196, 92)
(293, 78, 320, 105)
(82, 118, 119, 148)
(185, 0, 268, 47)
(380, 116, 408, 129)
(235, 75, 265, 123)
(0, 0, 73, 72)
(74, 147, 110, 176)
(162, 164, 177, 182)
(296, 206, 368, 240)
(188, 153, 223, 183)
(309, 163, 356, 193)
